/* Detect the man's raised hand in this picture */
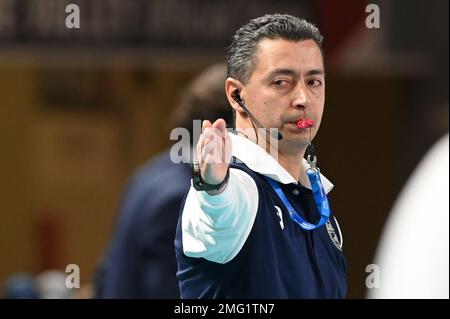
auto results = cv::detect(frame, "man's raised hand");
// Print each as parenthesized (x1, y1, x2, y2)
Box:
(196, 119, 232, 187)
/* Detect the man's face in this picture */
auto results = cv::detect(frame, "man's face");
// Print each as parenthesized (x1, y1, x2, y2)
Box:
(242, 38, 325, 151)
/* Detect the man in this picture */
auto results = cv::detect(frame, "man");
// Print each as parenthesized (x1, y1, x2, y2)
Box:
(175, 14, 347, 298)
(96, 64, 232, 298)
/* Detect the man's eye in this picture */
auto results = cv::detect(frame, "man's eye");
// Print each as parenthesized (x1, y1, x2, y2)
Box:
(308, 79, 323, 87)
(273, 79, 289, 87)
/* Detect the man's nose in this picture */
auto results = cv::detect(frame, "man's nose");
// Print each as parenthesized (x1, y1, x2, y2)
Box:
(292, 82, 311, 109)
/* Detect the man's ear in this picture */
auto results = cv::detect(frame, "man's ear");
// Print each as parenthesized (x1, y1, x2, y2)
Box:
(225, 77, 245, 113)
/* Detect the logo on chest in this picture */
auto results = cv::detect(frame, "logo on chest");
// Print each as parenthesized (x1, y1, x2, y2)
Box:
(274, 206, 284, 230)
(326, 219, 343, 251)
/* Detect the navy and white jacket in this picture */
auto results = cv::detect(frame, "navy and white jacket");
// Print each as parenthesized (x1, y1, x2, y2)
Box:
(175, 134, 347, 298)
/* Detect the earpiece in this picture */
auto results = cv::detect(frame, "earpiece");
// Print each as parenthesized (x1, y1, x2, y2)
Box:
(233, 90, 243, 103)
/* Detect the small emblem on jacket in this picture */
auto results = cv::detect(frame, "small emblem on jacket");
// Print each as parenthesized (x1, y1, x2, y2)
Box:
(274, 206, 284, 230)
(326, 219, 342, 251)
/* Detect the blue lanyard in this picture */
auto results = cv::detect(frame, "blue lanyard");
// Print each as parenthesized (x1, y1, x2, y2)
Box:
(264, 168, 330, 230)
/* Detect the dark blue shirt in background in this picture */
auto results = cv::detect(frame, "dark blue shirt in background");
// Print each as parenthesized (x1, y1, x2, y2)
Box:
(96, 150, 190, 298)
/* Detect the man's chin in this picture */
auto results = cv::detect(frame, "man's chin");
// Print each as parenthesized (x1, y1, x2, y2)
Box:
(276, 137, 310, 153)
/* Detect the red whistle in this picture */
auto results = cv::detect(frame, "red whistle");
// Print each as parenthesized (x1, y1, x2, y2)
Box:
(296, 119, 315, 129)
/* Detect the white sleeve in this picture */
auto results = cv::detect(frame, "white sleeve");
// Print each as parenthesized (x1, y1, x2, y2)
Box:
(181, 168, 259, 264)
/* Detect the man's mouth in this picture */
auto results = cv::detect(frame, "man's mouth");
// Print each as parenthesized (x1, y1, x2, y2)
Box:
(287, 119, 315, 129)
(296, 119, 315, 128)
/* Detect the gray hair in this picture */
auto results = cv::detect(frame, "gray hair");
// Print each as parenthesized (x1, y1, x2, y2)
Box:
(227, 14, 324, 83)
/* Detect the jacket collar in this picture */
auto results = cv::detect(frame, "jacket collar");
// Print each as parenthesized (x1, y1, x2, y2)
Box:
(230, 133, 334, 193)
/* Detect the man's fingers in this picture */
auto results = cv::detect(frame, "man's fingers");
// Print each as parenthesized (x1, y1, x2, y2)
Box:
(212, 118, 226, 132)
(195, 118, 232, 185)
(202, 135, 223, 164)
(202, 120, 212, 132)
(197, 122, 214, 160)
(197, 118, 230, 167)
(223, 130, 232, 163)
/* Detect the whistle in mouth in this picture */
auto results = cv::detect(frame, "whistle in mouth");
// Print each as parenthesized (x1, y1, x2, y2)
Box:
(296, 119, 315, 129)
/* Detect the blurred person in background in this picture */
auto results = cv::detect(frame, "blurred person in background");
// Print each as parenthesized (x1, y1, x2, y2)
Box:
(3, 273, 39, 299)
(34, 270, 73, 299)
(369, 132, 449, 299)
(95, 63, 232, 298)
(4, 270, 73, 299)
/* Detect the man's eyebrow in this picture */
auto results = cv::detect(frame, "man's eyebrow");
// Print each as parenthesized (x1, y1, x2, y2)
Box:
(266, 68, 297, 80)
(306, 69, 325, 76)
(266, 68, 325, 80)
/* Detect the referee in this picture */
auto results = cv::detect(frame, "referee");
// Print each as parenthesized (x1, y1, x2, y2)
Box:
(175, 14, 347, 298)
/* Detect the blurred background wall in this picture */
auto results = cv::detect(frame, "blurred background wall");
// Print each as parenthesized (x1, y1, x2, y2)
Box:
(0, 0, 448, 298)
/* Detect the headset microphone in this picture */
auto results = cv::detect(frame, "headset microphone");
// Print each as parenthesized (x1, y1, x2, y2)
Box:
(233, 92, 283, 140)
